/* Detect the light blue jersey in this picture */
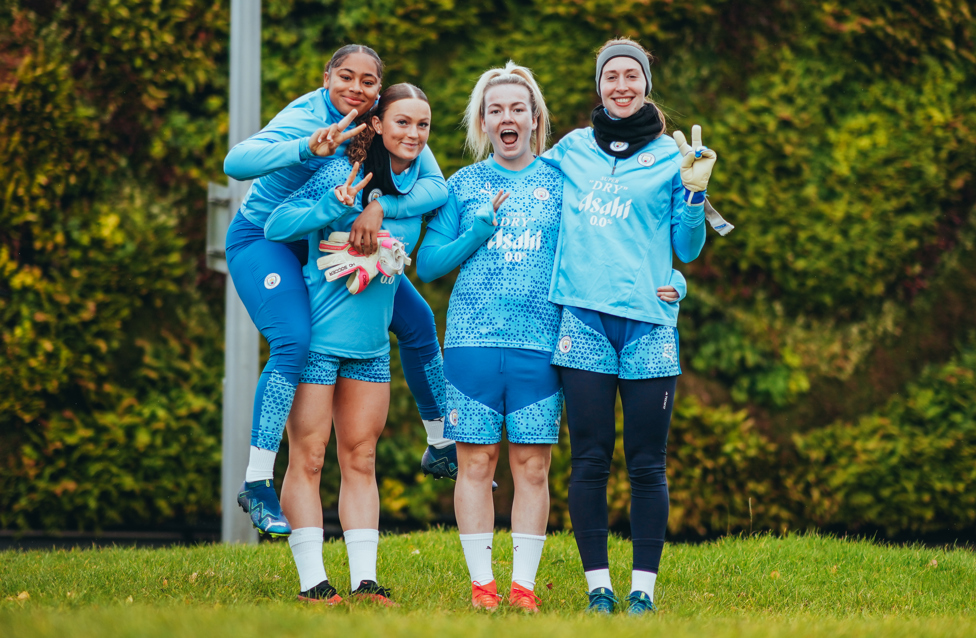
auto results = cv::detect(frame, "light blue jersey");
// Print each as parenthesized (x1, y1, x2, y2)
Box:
(265, 157, 435, 358)
(541, 128, 706, 326)
(224, 87, 447, 225)
(418, 157, 563, 353)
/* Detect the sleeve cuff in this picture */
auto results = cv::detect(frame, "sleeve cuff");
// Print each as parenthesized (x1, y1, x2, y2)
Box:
(377, 194, 398, 219)
(299, 137, 314, 162)
(682, 203, 706, 228)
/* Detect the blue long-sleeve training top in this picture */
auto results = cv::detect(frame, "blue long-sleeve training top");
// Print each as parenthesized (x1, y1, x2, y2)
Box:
(540, 128, 706, 326)
(266, 156, 439, 358)
(223, 87, 447, 225)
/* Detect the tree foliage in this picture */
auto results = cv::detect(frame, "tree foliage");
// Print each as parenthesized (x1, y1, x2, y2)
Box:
(2, 0, 974, 535)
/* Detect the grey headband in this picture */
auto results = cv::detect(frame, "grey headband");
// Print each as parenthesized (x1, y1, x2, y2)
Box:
(595, 44, 652, 95)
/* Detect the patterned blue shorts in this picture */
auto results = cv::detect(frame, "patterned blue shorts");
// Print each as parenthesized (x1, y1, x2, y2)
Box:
(299, 351, 391, 385)
(550, 306, 681, 380)
(443, 347, 563, 445)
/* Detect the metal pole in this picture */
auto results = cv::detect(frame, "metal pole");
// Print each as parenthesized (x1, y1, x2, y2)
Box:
(221, 0, 262, 545)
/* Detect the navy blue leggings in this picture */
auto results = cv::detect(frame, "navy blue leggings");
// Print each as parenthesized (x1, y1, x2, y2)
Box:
(559, 367, 677, 573)
(225, 213, 443, 452)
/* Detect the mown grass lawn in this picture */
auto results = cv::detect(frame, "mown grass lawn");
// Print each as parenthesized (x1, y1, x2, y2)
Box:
(2, 530, 973, 637)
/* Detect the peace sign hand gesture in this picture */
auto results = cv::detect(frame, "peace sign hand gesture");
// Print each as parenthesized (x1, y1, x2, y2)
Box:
(672, 124, 717, 203)
(333, 162, 373, 207)
(474, 189, 508, 233)
(309, 109, 368, 158)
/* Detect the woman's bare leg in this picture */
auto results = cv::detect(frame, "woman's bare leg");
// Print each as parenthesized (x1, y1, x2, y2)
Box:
(508, 442, 552, 595)
(509, 443, 552, 535)
(332, 377, 390, 530)
(332, 377, 390, 593)
(454, 442, 500, 533)
(280, 382, 335, 529)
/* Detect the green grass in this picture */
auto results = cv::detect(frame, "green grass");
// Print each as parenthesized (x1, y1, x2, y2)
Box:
(2, 530, 974, 637)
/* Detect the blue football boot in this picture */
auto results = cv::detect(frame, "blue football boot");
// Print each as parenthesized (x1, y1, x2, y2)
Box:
(237, 479, 291, 537)
(421, 444, 458, 480)
(421, 444, 498, 491)
(586, 587, 618, 614)
(626, 590, 657, 615)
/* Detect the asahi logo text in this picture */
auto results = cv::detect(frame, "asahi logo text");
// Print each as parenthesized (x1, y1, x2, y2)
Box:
(578, 176, 632, 225)
(487, 229, 543, 251)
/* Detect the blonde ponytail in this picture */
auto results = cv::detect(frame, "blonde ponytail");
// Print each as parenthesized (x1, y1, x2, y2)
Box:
(463, 61, 550, 160)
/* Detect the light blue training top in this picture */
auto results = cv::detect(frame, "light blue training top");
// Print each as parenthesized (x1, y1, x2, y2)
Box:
(265, 156, 436, 358)
(417, 156, 564, 353)
(223, 87, 447, 226)
(541, 127, 706, 326)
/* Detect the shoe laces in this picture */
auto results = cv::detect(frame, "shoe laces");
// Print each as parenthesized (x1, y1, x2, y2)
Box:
(353, 580, 392, 598)
(509, 584, 541, 609)
(587, 587, 618, 612)
(302, 580, 340, 601)
(627, 590, 656, 614)
(472, 582, 502, 607)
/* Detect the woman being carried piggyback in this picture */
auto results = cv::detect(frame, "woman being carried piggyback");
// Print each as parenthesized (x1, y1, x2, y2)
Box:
(264, 83, 439, 606)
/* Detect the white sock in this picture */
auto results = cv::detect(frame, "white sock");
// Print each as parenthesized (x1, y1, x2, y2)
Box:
(585, 568, 613, 593)
(423, 417, 454, 449)
(245, 446, 276, 483)
(344, 528, 379, 590)
(288, 527, 327, 592)
(511, 533, 546, 590)
(631, 570, 657, 599)
(459, 532, 495, 586)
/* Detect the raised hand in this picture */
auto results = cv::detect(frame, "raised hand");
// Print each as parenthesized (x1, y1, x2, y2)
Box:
(491, 189, 509, 225)
(309, 109, 368, 158)
(672, 124, 717, 198)
(333, 162, 373, 207)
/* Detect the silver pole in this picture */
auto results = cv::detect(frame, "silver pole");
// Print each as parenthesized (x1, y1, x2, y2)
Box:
(221, 0, 262, 545)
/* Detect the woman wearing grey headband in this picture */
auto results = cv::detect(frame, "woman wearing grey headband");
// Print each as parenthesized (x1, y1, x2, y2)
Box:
(540, 37, 719, 615)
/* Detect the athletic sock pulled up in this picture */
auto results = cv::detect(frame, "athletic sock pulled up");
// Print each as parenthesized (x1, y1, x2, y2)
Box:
(289, 527, 328, 592)
(459, 532, 495, 586)
(344, 528, 379, 591)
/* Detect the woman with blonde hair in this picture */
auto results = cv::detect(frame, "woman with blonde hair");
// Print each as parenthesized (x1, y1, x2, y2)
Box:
(416, 61, 564, 612)
(541, 37, 717, 614)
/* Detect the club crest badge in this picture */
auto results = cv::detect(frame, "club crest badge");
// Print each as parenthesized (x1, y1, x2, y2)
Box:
(610, 141, 629, 152)
(533, 187, 550, 201)
(558, 336, 572, 353)
(264, 273, 281, 289)
(638, 153, 655, 167)
(449, 409, 459, 426)
(368, 189, 383, 203)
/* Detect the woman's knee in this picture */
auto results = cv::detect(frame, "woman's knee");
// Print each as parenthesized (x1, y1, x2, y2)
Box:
(261, 291, 312, 376)
(459, 448, 496, 482)
(339, 439, 377, 477)
(390, 291, 436, 346)
(512, 448, 551, 488)
(289, 437, 328, 477)
(517, 461, 550, 490)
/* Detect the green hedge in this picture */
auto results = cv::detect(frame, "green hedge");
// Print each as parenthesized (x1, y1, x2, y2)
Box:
(791, 336, 976, 534)
(2, 0, 975, 535)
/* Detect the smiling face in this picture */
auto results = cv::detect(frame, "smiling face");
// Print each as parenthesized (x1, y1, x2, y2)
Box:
(599, 56, 647, 119)
(481, 83, 537, 171)
(372, 98, 431, 174)
(323, 52, 381, 115)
